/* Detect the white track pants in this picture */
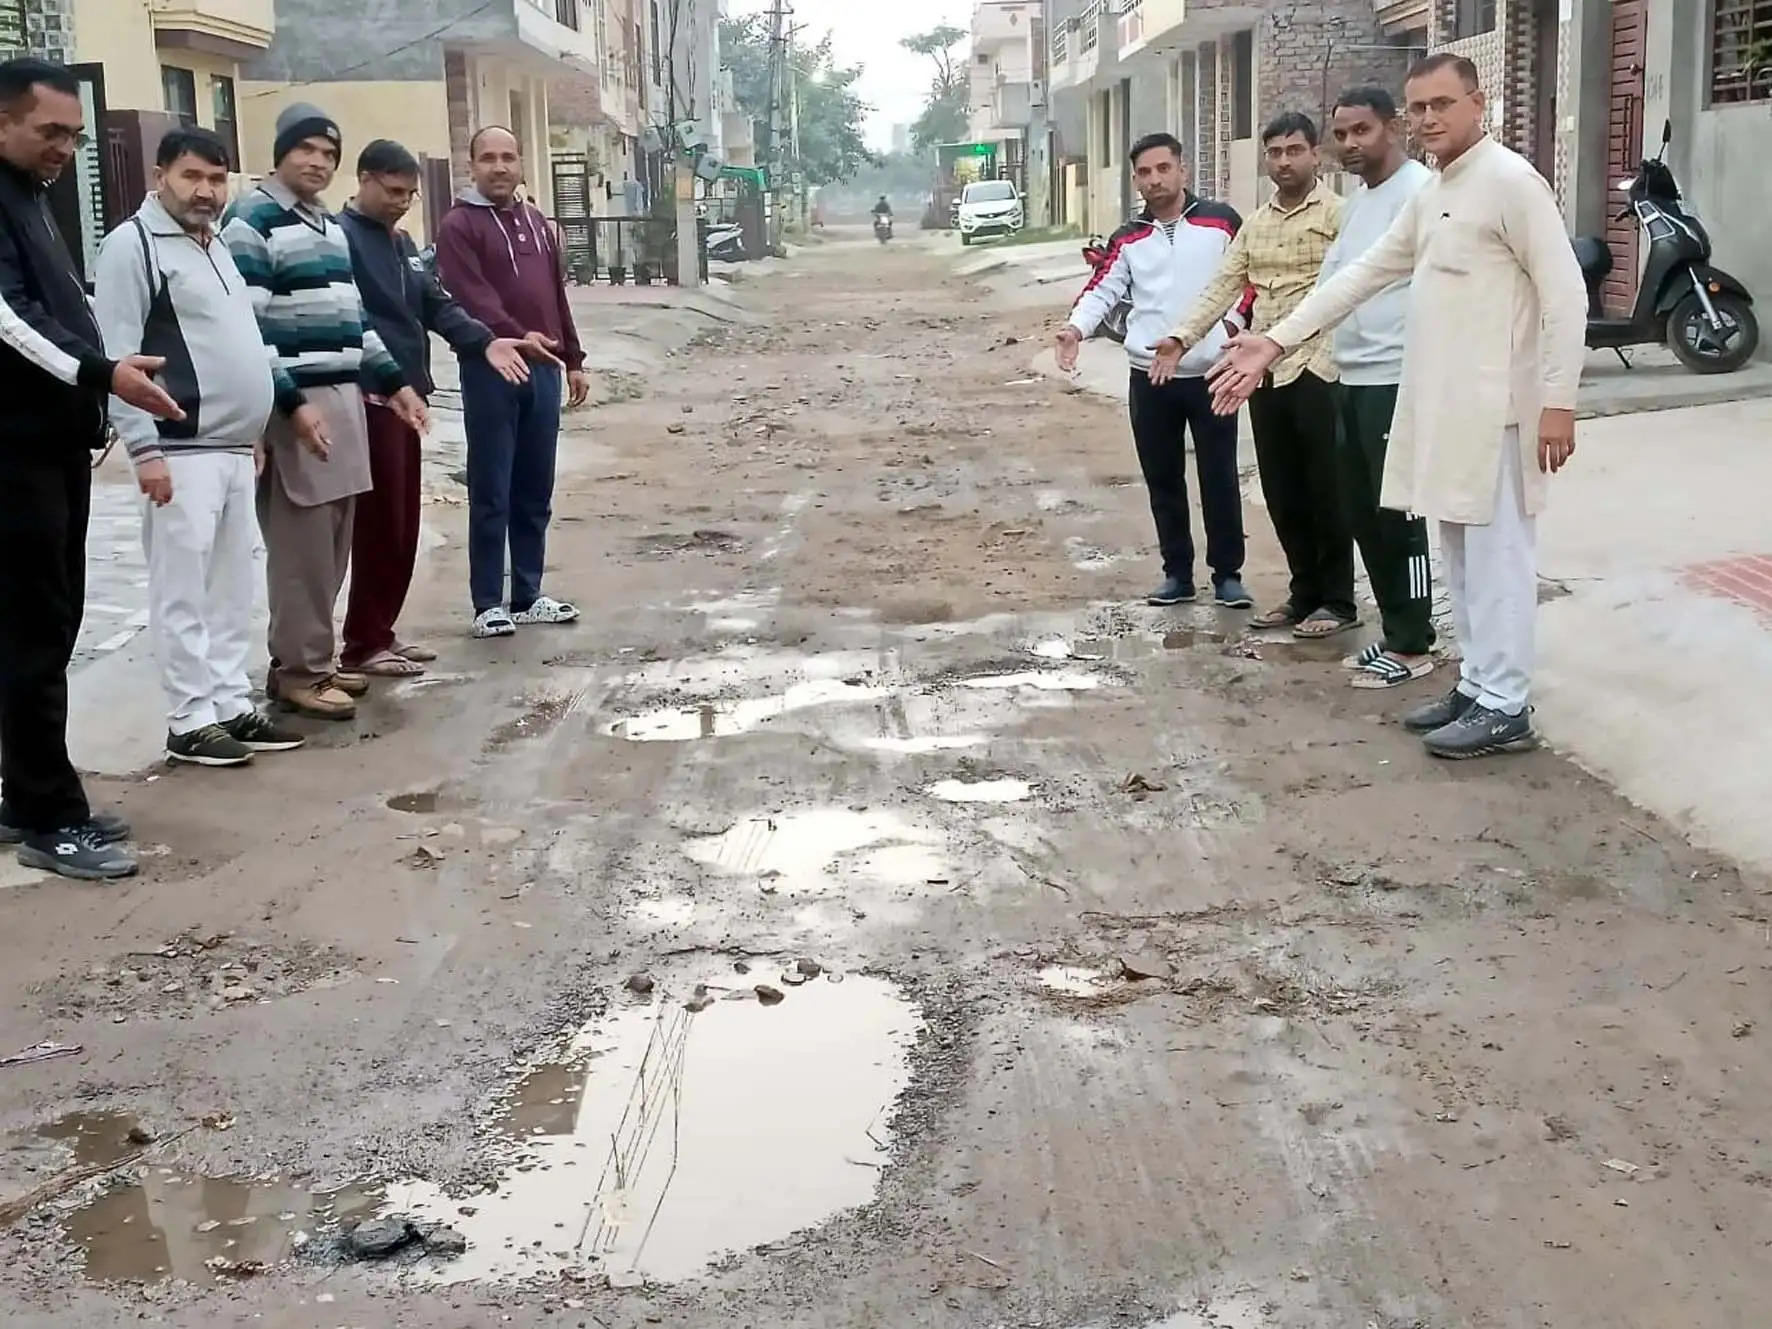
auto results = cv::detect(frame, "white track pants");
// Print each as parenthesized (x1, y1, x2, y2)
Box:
(1440, 429, 1537, 717)
(142, 452, 260, 735)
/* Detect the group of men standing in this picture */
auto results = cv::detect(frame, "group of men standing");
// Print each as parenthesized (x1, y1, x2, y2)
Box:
(0, 56, 587, 882)
(1062, 53, 1585, 762)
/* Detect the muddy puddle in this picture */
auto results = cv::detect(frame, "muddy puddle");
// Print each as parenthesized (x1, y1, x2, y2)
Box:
(683, 809, 945, 894)
(607, 677, 890, 742)
(387, 790, 440, 814)
(925, 778, 1033, 804)
(387, 974, 918, 1285)
(40, 1112, 379, 1284)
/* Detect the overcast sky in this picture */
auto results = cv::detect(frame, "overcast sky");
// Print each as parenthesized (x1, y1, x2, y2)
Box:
(728, 0, 973, 152)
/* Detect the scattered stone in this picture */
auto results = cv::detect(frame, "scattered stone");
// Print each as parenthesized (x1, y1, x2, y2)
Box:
(417, 1223, 468, 1256)
(733, 959, 752, 975)
(666, 423, 686, 435)
(1603, 1158, 1641, 1178)
(794, 958, 823, 978)
(345, 1217, 417, 1260)
(1118, 952, 1174, 982)
(685, 992, 715, 1013)
(754, 984, 785, 1006)
(1118, 773, 1167, 798)
(221, 985, 254, 1003)
(624, 974, 656, 996)
(780, 970, 808, 987)
(1733, 1020, 1754, 1038)
(125, 1125, 153, 1146)
(203, 1255, 263, 1277)
(1543, 1115, 1579, 1142)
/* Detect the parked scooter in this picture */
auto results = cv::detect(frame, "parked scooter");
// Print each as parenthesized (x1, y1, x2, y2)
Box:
(874, 215, 893, 244)
(1573, 119, 1758, 373)
(705, 222, 747, 263)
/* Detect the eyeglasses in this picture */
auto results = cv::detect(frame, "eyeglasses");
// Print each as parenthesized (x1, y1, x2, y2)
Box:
(37, 123, 90, 150)
(1405, 94, 1472, 119)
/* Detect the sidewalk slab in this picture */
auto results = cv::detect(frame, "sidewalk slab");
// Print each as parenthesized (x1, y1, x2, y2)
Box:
(1536, 397, 1772, 872)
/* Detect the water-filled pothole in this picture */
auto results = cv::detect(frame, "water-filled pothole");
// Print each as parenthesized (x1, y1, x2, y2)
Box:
(40, 1111, 380, 1284)
(387, 974, 918, 1284)
(387, 790, 439, 814)
(683, 809, 944, 894)
(925, 778, 1033, 804)
(607, 678, 890, 742)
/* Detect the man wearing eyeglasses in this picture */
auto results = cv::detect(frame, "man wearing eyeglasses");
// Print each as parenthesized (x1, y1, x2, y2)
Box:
(337, 139, 551, 681)
(0, 58, 186, 880)
(1205, 54, 1587, 760)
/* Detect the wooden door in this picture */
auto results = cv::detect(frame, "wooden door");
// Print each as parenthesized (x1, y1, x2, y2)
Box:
(1603, 0, 1647, 316)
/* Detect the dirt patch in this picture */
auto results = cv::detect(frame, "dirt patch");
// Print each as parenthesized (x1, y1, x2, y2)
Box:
(35, 933, 357, 1023)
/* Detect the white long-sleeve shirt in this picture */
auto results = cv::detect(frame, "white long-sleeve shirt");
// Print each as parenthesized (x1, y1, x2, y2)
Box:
(1267, 137, 1587, 523)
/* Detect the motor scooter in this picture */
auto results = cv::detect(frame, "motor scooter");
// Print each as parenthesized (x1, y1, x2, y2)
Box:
(874, 215, 893, 244)
(1573, 119, 1758, 373)
(705, 221, 746, 263)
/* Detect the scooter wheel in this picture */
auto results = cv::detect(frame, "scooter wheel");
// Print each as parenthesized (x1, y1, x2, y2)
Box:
(1668, 291, 1759, 374)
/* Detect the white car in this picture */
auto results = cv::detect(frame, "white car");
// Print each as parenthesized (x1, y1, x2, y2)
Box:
(957, 180, 1024, 245)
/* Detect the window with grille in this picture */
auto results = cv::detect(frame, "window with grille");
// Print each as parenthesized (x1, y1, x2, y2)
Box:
(555, 0, 579, 29)
(1711, 0, 1772, 104)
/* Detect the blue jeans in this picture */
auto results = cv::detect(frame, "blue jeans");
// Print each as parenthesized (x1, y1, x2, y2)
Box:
(461, 357, 563, 614)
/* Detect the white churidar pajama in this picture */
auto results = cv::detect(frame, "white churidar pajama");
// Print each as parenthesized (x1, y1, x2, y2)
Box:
(142, 452, 261, 735)
(1441, 427, 1536, 716)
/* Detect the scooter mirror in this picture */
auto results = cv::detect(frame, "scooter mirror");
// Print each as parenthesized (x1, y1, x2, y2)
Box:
(1662, 119, 1672, 145)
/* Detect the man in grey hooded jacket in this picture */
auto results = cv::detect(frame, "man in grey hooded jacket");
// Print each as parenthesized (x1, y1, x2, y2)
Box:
(94, 127, 307, 768)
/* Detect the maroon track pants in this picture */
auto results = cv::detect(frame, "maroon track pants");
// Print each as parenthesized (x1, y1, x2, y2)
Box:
(341, 403, 421, 668)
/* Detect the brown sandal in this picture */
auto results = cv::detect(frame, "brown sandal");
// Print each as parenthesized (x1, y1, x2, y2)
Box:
(1249, 604, 1303, 630)
(1293, 609, 1361, 639)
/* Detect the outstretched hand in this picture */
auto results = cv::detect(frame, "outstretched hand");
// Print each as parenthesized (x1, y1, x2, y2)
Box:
(1205, 333, 1284, 415)
(1055, 325, 1082, 373)
(1148, 337, 1185, 385)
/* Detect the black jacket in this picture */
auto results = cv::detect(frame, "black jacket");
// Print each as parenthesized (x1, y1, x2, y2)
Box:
(0, 161, 115, 445)
(340, 205, 491, 398)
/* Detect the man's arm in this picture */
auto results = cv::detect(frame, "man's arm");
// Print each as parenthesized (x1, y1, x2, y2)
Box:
(1066, 233, 1136, 339)
(222, 212, 303, 415)
(1170, 226, 1252, 347)
(434, 216, 525, 339)
(1264, 192, 1423, 352)
(0, 217, 114, 390)
(90, 227, 160, 463)
(413, 236, 494, 357)
(1500, 168, 1587, 412)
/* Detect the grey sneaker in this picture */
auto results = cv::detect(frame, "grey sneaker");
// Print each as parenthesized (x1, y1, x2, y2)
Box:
(0, 810, 128, 845)
(1401, 686, 1476, 734)
(18, 825, 139, 881)
(166, 724, 254, 768)
(1422, 703, 1539, 759)
(1146, 577, 1197, 607)
(224, 711, 307, 753)
(1214, 576, 1254, 609)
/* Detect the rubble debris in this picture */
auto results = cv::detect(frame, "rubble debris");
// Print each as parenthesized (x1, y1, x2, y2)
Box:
(1603, 1159, 1641, 1178)
(1118, 952, 1174, 982)
(1, 1041, 82, 1069)
(755, 984, 786, 1006)
(624, 973, 656, 996)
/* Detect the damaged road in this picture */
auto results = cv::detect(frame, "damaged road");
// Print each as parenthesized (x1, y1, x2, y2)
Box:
(2, 232, 1770, 1329)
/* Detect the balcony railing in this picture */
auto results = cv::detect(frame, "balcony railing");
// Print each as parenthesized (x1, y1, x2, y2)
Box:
(1079, 0, 1100, 53)
(1118, 0, 1144, 49)
(1050, 27, 1068, 64)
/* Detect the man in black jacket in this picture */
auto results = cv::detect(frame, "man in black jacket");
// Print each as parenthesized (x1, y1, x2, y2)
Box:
(337, 139, 550, 677)
(0, 58, 183, 880)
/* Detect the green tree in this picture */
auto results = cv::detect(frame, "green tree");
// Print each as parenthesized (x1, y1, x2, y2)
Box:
(902, 24, 969, 150)
(719, 16, 875, 185)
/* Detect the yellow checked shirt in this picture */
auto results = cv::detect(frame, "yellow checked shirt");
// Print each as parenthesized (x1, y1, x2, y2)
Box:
(1172, 181, 1344, 387)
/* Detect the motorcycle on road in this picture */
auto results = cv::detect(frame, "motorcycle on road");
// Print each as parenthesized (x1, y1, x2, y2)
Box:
(1573, 119, 1758, 373)
(874, 215, 893, 245)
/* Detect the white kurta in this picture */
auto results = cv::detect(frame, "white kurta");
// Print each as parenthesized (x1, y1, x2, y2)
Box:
(1266, 137, 1587, 524)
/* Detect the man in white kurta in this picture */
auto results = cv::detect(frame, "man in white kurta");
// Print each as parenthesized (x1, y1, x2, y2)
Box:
(1206, 54, 1587, 759)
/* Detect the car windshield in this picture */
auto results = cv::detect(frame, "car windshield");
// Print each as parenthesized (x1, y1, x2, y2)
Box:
(964, 181, 1016, 203)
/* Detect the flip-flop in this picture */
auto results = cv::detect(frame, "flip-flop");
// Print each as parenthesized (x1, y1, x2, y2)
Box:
(354, 650, 425, 678)
(1350, 653, 1436, 689)
(1249, 604, 1303, 630)
(394, 642, 438, 663)
(1293, 609, 1361, 639)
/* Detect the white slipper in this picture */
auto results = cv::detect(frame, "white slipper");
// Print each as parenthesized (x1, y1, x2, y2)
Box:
(472, 607, 516, 639)
(511, 595, 580, 626)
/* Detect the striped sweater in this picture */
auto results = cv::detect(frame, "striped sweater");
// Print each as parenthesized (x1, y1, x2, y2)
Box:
(221, 176, 404, 415)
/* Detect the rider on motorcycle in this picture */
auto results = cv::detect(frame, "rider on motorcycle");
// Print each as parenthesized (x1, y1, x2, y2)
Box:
(872, 196, 893, 219)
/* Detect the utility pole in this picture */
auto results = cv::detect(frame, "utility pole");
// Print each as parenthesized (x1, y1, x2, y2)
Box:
(764, 0, 788, 251)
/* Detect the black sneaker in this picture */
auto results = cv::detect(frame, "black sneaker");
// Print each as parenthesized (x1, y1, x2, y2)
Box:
(225, 711, 307, 753)
(18, 825, 139, 881)
(1401, 686, 1476, 734)
(1146, 577, 1197, 607)
(1422, 703, 1539, 759)
(1214, 575, 1254, 609)
(166, 724, 254, 768)
(0, 810, 129, 846)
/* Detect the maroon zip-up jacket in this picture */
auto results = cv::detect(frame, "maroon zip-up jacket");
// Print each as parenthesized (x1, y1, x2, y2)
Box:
(434, 188, 585, 372)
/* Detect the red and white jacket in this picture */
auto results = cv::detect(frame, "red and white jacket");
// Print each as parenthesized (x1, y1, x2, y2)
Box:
(1068, 193, 1257, 375)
